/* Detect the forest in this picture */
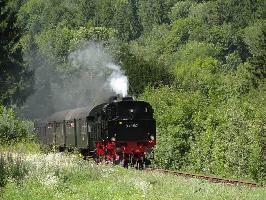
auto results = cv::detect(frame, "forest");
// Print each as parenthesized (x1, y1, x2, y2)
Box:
(0, 0, 265, 182)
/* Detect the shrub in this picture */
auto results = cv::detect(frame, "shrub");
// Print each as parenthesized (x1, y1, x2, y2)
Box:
(0, 106, 35, 145)
(0, 153, 29, 188)
(140, 82, 266, 183)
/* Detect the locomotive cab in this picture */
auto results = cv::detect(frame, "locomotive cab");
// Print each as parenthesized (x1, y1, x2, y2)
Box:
(106, 100, 156, 142)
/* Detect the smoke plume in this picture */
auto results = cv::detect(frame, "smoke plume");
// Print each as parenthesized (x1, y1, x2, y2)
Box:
(68, 43, 128, 98)
(23, 42, 128, 119)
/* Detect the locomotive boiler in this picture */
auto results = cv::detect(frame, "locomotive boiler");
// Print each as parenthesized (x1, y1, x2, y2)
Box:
(35, 96, 156, 168)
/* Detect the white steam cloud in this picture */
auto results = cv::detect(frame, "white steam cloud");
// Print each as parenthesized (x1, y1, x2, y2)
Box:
(106, 63, 128, 97)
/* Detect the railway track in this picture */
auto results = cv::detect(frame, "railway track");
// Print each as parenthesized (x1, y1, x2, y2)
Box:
(80, 155, 264, 188)
(146, 168, 265, 188)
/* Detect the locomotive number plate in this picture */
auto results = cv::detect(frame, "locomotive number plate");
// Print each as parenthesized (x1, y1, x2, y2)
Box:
(125, 123, 139, 128)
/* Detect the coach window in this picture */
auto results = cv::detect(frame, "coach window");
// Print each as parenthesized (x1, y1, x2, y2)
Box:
(48, 123, 53, 129)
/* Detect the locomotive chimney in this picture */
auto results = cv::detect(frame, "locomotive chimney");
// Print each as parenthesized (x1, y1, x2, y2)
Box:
(109, 95, 119, 102)
(122, 96, 134, 101)
(109, 95, 134, 102)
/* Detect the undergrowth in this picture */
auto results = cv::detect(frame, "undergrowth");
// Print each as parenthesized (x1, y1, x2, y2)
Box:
(0, 153, 265, 200)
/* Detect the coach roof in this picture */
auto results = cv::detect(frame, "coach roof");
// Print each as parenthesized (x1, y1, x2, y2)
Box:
(45, 105, 94, 122)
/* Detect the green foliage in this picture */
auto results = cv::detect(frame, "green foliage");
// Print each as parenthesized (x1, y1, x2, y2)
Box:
(130, 1, 265, 182)
(169, 1, 195, 21)
(173, 56, 219, 93)
(18, 0, 94, 32)
(165, 17, 201, 52)
(95, 0, 142, 41)
(119, 44, 173, 95)
(0, 142, 41, 154)
(1, 0, 265, 184)
(139, 0, 175, 32)
(189, 86, 266, 182)
(128, 24, 171, 64)
(34, 26, 117, 65)
(2, 153, 266, 199)
(140, 81, 266, 182)
(0, 106, 35, 145)
(243, 19, 266, 78)
(0, 154, 29, 188)
(140, 86, 209, 169)
(0, 0, 33, 106)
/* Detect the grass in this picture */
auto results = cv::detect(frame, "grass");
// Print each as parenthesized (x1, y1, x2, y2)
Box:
(0, 152, 265, 200)
(0, 141, 41, 154)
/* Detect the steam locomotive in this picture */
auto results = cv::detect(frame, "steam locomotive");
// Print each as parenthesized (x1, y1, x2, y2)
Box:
(35, 96, 156, 168)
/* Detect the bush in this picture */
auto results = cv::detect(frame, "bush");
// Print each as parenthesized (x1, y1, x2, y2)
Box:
(0, 154, 29, 188)
(139, 86, 209, 170)
(0, 106, 35, 145)
(139, 82, 266, 183)
(189, 95, 265, 182)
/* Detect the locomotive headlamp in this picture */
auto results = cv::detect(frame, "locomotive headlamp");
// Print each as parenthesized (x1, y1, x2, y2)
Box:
(150, 135, 155, 141)
(129, 109, 134, 113)
(111, 137, 116, 141)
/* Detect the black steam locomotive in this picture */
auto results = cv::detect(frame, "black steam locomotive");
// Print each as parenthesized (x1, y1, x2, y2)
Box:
(35, 96, 156, 168)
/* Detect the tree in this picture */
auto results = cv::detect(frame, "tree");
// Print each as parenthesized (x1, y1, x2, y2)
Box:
(119, 44, 173, 95)
(244, 20, 266, 78)
(139, 0, 176, 32)
(0, 0, 33, 106)
(112, 0, 143, 41)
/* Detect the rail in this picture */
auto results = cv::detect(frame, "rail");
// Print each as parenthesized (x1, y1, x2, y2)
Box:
(145, 168, 264, 188)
